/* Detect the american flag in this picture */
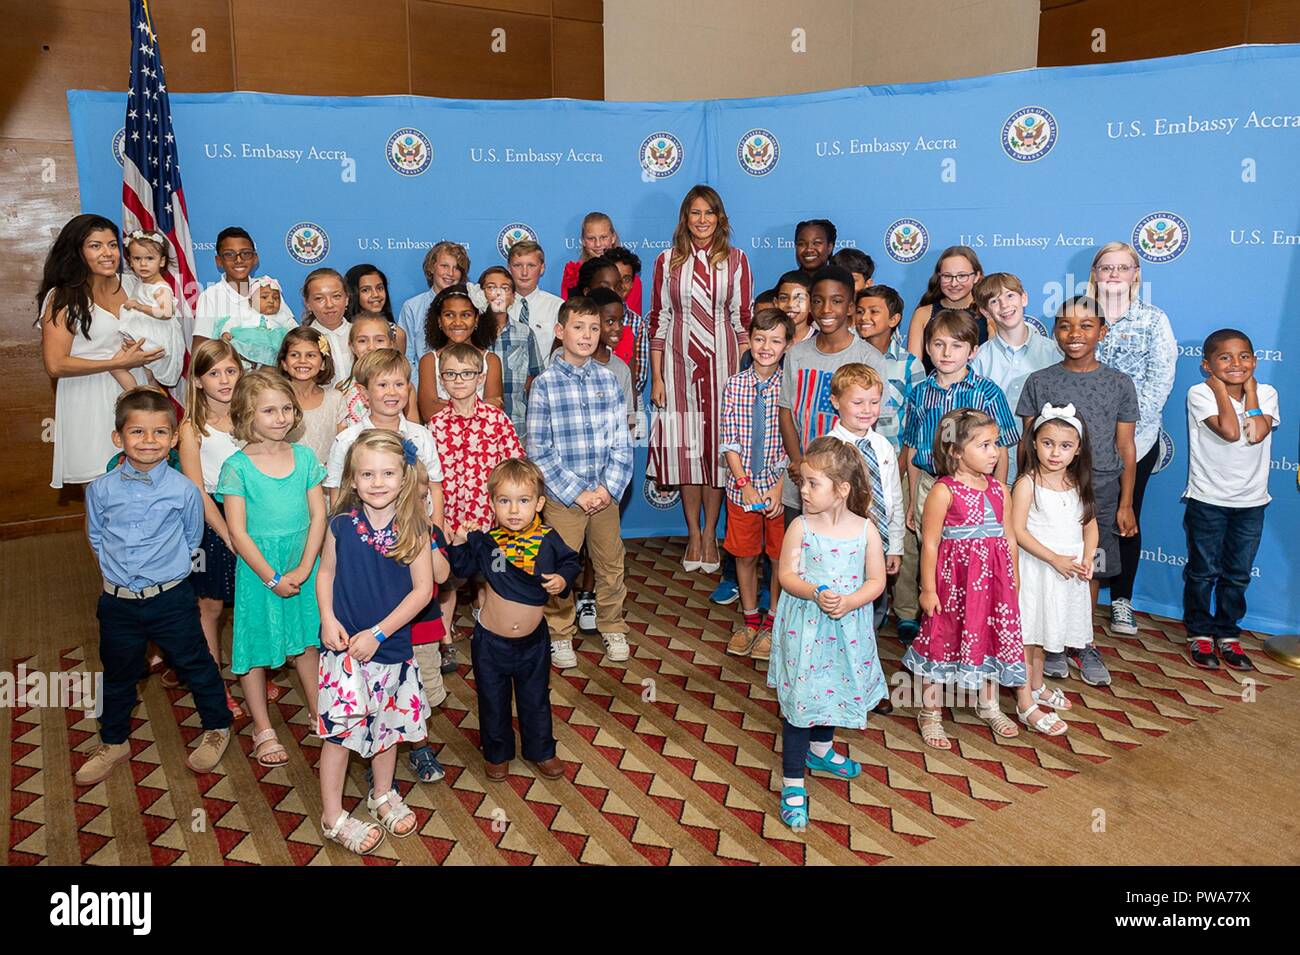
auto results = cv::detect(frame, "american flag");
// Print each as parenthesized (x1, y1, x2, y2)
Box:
(121, 0, 199, 354)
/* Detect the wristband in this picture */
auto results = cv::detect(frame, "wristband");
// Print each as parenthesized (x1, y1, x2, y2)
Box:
(1245, 408, 1263, 418)
(734, 475, 750, 489)
(264, 572, 282, 589)
(815, 584, 830, 595)
(371, 626, 387, 644)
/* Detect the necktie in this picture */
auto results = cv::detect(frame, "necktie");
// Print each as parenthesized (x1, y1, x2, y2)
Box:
(856, 437, 889, 547)
(750, 380, 766, 479)
(519, 297, 530, 329)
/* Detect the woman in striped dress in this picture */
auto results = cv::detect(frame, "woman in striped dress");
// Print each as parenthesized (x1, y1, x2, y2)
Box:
(649, 185, 753, 572)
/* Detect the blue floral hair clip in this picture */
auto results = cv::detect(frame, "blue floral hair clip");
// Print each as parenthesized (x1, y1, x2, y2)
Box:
(401, 438, 419, 466)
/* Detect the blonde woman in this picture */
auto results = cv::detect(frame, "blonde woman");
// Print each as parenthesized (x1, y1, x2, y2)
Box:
(1087, 241, 1177, 638)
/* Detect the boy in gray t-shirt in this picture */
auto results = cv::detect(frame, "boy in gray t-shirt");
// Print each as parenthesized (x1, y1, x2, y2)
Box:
(778, 266, 889, 514)
(1016, 296, 1138, 688)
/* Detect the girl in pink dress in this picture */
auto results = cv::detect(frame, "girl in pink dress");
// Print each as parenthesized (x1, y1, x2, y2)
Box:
(903, 409, 1059, 750)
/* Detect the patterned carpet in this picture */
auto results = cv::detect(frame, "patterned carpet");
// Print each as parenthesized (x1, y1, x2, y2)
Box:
(4, 536, 1291, 866)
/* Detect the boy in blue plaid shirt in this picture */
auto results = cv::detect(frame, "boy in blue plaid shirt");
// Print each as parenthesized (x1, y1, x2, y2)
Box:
(526, 297, 634, 669)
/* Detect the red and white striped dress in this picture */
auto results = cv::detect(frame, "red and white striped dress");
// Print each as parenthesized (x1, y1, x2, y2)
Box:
(648, 245, 752, 487)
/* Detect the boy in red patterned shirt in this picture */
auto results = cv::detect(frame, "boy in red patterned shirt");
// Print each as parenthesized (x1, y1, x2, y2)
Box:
(429, 341, 525, 668)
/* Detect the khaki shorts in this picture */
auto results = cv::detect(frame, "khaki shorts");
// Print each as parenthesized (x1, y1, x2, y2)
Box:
(413, 642, 448, 708)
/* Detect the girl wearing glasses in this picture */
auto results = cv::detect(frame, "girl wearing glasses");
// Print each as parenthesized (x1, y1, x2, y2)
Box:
(907, 245, 989, 373)
(1087, 241, 1177, 638)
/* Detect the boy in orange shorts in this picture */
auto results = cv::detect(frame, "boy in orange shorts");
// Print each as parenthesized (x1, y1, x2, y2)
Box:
(719, 308, 794, 660)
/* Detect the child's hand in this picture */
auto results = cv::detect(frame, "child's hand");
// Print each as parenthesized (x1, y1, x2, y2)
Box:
(741, 484, 762, 509)
(282, 567, 309, 588)
(1049, 552, 1080, 580)
(886, 555, 901, 575)
(919, 589, 940, 616)
(592, 487, 614, 511)
(321, 619, 349, 652)
(1245, 414, 1269, 444)
(540, 572, 566, 595)
(271, 577, 301, 598)
(815, 588, 842, 616)
(347, 630, 380, 663)
(787, 458, 802, 486)
(450, 527, 469, 546)
(762, 485, 782, 518)
(574, 489, 602, 514)
(1080, 550, 1097, 580)
(1117, 506, 1138, 537)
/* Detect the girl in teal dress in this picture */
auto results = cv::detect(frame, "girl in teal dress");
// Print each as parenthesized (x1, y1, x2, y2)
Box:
(218, 370, 327, 768)
(769, 437, 888, 830)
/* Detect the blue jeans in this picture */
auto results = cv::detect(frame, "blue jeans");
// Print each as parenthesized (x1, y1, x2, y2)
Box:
(469, 620, 555, 763)
(1182, 500, 1266, 640)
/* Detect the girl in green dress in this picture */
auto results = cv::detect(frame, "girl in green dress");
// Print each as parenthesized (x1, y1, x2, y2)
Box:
(218, 370, 327, 767)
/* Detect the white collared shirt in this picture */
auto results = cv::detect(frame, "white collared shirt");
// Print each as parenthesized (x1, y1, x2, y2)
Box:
(828, 422, 904, 556)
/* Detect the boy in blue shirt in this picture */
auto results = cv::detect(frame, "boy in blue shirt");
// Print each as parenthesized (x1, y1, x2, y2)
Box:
(78, 390, 232, 785)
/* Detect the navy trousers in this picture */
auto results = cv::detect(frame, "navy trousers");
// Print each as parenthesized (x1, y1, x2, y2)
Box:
(96, 581, 231, 744)
(469, 620, 556, 763)
(1183, 500, 1266, 640)
(781, 719, 834, 779)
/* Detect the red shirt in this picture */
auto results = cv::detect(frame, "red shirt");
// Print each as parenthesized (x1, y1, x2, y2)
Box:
(428, 400, 525, 536)
(560, 260, 641, 365)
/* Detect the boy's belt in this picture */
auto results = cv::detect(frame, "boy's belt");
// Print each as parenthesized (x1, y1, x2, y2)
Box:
(103, 578, 185, 600)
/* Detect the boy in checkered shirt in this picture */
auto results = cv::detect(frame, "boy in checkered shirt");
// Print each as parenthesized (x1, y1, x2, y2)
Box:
(719, 309, 794, 661)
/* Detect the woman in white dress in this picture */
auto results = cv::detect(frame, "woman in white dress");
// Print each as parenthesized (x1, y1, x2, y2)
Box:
(39, 215, 164, 488)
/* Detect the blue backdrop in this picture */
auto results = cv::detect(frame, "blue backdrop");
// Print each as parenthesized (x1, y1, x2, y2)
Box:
(69, 44, 1299, 632)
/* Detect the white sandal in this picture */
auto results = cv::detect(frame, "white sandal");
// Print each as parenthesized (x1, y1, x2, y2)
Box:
(321, 812, 384, 855)
(1017, 703, 1069, 736)
(367, 788, 417, 838)
(975, 703, 1020, 738)
(1031, 683, 1073, 710)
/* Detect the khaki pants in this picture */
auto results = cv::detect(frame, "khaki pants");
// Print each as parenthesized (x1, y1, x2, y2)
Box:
(891, 470, 936, 622)
(543, 499, 629, 641)
(413, 642, 448, 708)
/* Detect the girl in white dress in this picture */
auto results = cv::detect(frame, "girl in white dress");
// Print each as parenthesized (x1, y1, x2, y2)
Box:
(39, 215, 162, 488)
(117, 229, 185, 389)
(1010, 403, 1097, 719)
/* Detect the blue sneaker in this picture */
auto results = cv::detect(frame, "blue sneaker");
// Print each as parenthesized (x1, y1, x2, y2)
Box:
(758, 586, 771, 616)
(407, 745, 446, 783)
(710, 578, 739, 606)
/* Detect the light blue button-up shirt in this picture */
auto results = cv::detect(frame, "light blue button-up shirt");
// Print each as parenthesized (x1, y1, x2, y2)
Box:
(85, 460, 204, 591)
(397, 288, 437, 390)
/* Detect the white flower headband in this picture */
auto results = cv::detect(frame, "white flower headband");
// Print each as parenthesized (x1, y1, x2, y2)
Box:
(124, 228, 166, 247)
(1034, 402, 1084, 437)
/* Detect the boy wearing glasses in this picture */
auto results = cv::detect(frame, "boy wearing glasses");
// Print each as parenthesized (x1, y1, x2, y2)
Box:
(192, 226, 297, 349)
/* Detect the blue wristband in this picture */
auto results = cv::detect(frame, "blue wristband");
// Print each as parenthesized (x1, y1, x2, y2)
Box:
(264, 572, 281, 589)
(815, 584, 830, 595)
(1245, 408, 1263, 418)
(371, 626, 387, 644)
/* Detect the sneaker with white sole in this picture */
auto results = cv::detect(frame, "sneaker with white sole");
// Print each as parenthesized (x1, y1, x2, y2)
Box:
(1043, 650, 1069, 679)
(1068, 644, 1111, 686)
(576, 592, 597, 632)
(601, 632, 630, 663)
(1108, 597, 1137, 636)
(550, 639, 578, 669)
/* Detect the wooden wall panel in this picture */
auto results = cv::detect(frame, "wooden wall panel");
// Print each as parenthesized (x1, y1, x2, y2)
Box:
(1247, 0, 1300, 42)
(231, 0, 410, 96)
(439, 0, 552, 14)
(410, 3, 552, 99)
(553, 17, 604, 100)
(554, 0, 603, 21)
(1039, 0, 1252, 66)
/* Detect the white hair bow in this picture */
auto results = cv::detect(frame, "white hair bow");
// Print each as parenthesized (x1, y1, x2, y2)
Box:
(1035, 402, 1084, 437)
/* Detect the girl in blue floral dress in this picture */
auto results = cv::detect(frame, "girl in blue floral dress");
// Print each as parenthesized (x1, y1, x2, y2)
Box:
(769, 437, 888, 830)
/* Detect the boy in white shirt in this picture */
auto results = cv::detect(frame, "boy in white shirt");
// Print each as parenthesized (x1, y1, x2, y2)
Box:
(192, 227, 297, 350)
(324, 349, 444, 526)
(828, 364, 903, 714)
(1183, 328, 1279, 672)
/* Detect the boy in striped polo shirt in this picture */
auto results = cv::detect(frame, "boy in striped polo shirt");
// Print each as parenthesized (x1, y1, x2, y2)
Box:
(894, 310, 1020, 641)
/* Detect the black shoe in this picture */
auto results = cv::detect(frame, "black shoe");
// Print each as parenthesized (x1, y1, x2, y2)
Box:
(1215, 638, 1254, 671)
(1188, 637, 1220, 670)
(440, 645, 459, 674)
(896, 618, 920, 643)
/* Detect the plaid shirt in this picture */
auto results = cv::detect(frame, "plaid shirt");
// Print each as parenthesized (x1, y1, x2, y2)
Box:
(625, 307, 650, 396)
(875, 329, 925, 451)
(430, 400, 525, 536)
(901, 369, 1021, 475)
(489, 315, 543, 436)
(718, 368, 788, 506)
(526, 356, 632, 507)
